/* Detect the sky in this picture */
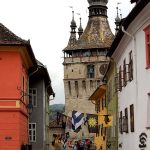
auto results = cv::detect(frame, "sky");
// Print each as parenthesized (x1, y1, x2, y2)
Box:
(0, 0, 135, 105)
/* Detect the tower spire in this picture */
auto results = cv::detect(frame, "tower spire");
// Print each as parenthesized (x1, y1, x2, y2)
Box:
(66, 11, 77, 48)
(78, 17, 83, 39)
(70, 11, 77, 33)
(115, 4, 121, 35)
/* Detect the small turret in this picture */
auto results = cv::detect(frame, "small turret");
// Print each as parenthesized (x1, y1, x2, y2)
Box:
(64, 11, 77, 49)
(115, 5, 121, 35)
(70, 11, 77, 33)
(78, 17, 83, 39)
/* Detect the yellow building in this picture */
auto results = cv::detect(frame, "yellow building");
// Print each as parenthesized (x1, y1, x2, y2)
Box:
(89, 84, 109, 150)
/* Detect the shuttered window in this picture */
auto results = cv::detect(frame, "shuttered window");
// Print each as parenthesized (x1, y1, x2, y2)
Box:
(144, 24, 150, 68)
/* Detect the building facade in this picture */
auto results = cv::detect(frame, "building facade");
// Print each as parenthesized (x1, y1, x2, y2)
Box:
(104, 60, 118, 150)
(29, 60, 54, 150)
(0, 23, 37, 150)
(63, 0, 114, 140)
(108, 0, 150, 149)
(89, 84, 107, 150)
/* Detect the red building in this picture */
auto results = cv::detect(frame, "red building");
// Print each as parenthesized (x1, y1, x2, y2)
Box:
(0, 23, 37, 150)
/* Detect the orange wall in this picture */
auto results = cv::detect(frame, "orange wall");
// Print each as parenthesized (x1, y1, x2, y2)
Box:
(0, 51, 22, 99)
(0, 112, 28, 150)
(0, 49, 29, 150)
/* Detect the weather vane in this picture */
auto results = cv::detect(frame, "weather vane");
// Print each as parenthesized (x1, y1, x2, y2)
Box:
(117, 2, 122, 19)
(69, 6, 74, 11)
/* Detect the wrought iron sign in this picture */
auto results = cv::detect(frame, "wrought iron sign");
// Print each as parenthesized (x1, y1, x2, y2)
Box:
(139, 132, 147, 149)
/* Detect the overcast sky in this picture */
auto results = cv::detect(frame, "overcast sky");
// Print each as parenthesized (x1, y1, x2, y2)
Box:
(0, 0, 134, 105)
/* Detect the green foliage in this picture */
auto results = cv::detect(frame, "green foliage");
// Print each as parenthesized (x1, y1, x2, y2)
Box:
(49, 104, 65, 120)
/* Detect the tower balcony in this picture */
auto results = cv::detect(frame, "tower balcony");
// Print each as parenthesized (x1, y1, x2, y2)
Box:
(63, 55, 109, 64)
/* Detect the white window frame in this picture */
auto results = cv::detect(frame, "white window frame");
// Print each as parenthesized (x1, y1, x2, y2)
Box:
(29, 88, 37, 107)
(29, 123, 36, 142)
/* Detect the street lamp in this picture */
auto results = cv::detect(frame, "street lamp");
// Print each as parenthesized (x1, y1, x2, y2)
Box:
(27, 101, 33, 115)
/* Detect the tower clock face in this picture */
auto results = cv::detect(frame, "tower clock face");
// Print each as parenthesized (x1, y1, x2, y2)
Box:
(99, 63, 108, 75)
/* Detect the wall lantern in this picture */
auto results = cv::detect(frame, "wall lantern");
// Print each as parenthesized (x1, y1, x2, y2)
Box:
(27, 102, 33, 115)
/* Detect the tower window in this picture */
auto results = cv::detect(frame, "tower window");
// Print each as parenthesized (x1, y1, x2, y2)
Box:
(68, 81, 71, 95)
(87, 65, 95, 78)
(75, 81, 79, 97)
(90, 80, 93, 89)
(82, 80, 86, 91)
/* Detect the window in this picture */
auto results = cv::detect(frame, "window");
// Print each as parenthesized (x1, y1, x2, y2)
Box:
(82, 80, 86, 91)
(87, 65, 95, 78)
(123, 59, 127, 86)
(119, 66, 122, 91)
(83, 50, 91, 57)
(68, 81, 71, 95)
(123, 108, 128, 133)
(130, 104, 134, 132)
(95, 99, 100, 113)
(90, 80, 93, 89)
(119, 111, 123, 134)
(29, 123, 36, 142)
(144, 24, 150, 68)
(29, 88, 37, 107)
(75, 81, 79, 97)
(129, 51, 133, 81)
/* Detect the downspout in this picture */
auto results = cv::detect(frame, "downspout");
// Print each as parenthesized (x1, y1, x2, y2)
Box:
(121, 26, 137, 86)
(29, 67, 38, 77)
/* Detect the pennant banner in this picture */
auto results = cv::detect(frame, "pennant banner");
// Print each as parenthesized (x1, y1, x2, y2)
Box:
(87, 114, 98, 133)
(72, 110, 84, 132)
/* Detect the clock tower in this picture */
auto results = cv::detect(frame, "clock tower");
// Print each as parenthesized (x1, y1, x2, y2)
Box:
(63, 0, 114, 139)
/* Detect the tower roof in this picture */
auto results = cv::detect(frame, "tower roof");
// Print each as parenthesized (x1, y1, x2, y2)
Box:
(63, 0, 114, 51)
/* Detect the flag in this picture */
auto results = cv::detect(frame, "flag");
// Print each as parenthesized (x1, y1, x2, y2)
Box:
(87, 114, 98, 133)
(100, 115, 113, 127)
(72, 110, 84, 132)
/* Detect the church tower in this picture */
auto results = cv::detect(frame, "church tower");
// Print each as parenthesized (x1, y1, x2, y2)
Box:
(63, 0, 114, 139)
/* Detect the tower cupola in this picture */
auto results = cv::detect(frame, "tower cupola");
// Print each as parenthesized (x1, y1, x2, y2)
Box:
(87, 0, 108, 17)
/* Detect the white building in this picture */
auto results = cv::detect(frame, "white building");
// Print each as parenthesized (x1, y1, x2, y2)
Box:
(107, 0, 150, 149)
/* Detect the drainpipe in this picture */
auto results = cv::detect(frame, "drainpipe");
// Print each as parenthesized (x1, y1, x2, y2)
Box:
(121, 26, 137, 86)
(29, 67, 38, 77)
(122, 26, 134, 39)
